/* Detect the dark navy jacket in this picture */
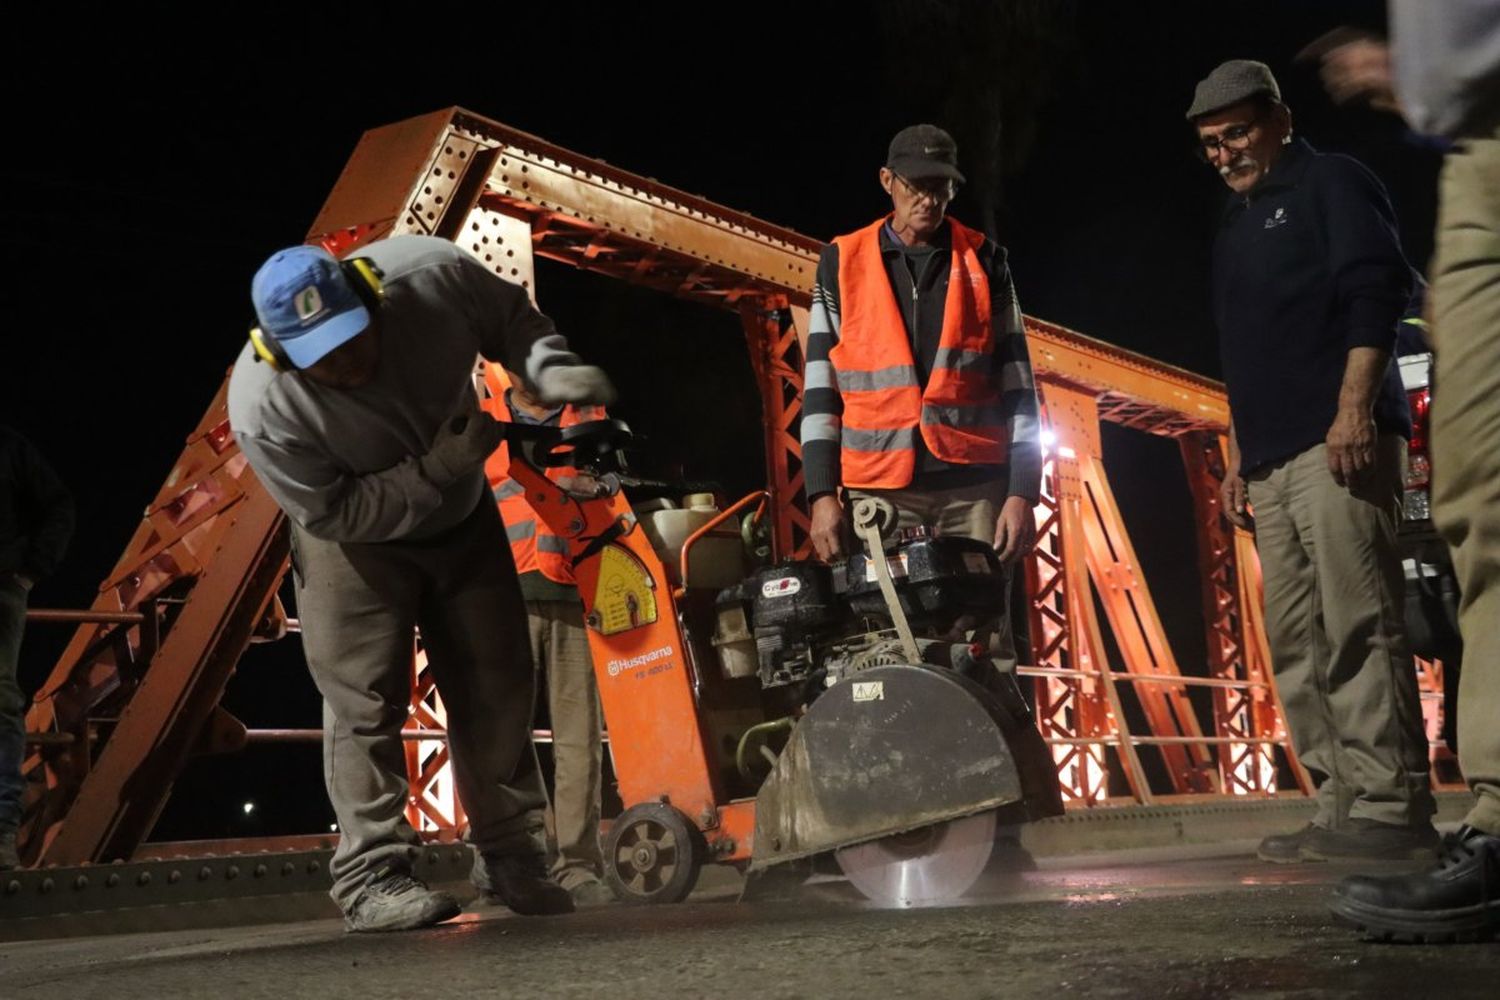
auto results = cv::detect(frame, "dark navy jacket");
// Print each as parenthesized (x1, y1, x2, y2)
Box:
(1211, 139, 1412, 476)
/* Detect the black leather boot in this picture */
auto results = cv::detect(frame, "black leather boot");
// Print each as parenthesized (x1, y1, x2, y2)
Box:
(1329, 826, 1500, 942)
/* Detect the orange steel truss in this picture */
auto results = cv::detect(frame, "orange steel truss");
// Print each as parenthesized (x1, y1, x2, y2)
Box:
(24, 106, 1437, 865)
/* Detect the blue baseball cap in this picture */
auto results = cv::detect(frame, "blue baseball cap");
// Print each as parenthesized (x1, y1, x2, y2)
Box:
(250, 245, 371, 369)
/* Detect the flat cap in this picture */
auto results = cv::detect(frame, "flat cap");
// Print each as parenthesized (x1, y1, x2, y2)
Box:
(1186, 59, 1281, 120)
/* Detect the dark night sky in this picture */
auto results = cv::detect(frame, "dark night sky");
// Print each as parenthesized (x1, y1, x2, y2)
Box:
(2, 2, 1439, 837)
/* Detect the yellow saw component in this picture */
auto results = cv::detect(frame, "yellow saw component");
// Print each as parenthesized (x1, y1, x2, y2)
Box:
(591, 544, 658, 635)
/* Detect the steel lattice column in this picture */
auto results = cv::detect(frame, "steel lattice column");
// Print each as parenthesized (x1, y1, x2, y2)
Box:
(1024, 439, 1120, 804)
(1179, 432, 1281, 794)
(741, 297, 812, 561)
(404, 645, 467, 835)
(1027, 395, 1153, 804)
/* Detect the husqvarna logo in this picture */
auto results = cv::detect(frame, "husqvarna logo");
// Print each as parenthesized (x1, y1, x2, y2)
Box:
(606, 644, 674, 677)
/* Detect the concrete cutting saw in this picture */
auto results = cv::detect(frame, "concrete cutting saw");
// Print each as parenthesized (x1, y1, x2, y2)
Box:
(498, 409, 1062, 906)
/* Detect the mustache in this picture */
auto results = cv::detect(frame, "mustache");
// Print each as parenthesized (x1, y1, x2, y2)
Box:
(1220, 155, 1258, 177)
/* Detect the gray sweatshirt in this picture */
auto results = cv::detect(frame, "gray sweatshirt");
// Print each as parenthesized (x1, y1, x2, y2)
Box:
(1391, 0, 1500, 138)
(228, 235, 581, 543)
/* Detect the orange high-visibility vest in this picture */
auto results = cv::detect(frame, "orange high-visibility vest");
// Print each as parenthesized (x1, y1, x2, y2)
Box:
(480, 366, 607, 585)
(829, 216, 1007, 489)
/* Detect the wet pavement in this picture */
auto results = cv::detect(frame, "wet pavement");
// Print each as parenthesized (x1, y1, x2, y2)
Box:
(2, 845, 1496, 999)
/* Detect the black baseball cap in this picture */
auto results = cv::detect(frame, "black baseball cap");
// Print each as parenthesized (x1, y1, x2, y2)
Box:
(886, 124, 965, 184)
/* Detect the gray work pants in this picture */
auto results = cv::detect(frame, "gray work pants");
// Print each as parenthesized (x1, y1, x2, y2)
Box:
(291, 499, 546, 911)
(526, 600, 604, 886)
(1246, 437, 1435, 829)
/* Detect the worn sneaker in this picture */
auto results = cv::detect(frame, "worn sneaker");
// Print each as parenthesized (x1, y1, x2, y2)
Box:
(1257, 823, 1324, 864)
(0, 830, 18, 871)
(473, 852, 575, 915)
(344, 867, 462, 933)
(562, 874, 618, 907)
(1303, 818, 1441, 862)
(1330, 826, 1500, 942)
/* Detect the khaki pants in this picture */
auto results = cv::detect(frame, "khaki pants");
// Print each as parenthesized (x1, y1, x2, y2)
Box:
(291, 499, 546, 911)
(848, 479, 1018, 673)
(525, 600, 604, 885)
(1247, 438, 1435, 829)
(1429, 130, 1500, 836)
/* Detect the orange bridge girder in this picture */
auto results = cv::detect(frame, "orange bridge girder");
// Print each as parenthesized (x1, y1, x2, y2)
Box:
(24, 107, 1353, 866)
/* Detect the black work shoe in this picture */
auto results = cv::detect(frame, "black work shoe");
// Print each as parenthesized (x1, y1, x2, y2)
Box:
(1330, 826, 1500, 942)
(1257, 823, 1324, 864)
(473, 852, 575, 915)
(344, 866, 462, 933)
(0, 830, 18, 871)
(1302, 818, 1441, 862)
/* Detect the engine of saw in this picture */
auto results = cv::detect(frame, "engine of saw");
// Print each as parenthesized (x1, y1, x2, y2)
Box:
(712, 530, 1013, 700)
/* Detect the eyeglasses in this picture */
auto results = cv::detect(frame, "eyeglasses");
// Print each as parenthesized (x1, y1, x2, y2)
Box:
(894, 173, 956, 204)
(1195, 117, 1263, 162)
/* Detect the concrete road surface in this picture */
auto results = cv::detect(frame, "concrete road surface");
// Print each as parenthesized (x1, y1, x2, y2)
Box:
(3, 844, 1496, 999)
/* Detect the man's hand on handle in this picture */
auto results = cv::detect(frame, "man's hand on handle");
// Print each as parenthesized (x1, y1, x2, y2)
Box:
(810, 494, 846, 563)
(421, 400, 506, 487)
(533, 364, 617, 407)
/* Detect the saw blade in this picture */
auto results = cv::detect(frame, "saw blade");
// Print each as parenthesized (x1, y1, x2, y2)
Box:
(834, 809, 998, 906)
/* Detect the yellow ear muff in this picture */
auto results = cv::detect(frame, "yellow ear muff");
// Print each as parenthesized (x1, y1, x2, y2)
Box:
(345, 257, 386, 303)
(249, 325, 289, 371)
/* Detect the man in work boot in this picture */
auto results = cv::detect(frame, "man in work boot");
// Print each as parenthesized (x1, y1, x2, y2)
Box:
(801, 124, 1042, 671)
(228, 235, 615, 932)
(0, 425, 74, 870)
(1188, 60, 1438, 864)
(482, 367, 615, 907)
(1310, 3, 1500, 940)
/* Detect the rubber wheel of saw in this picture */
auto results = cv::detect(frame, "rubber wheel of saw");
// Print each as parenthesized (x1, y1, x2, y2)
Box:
(603, 803, 706, 904)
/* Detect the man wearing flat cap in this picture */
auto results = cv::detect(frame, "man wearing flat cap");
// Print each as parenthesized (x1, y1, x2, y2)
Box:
(800, 124, 1042, 673)
(1189, 60, 1437, 863)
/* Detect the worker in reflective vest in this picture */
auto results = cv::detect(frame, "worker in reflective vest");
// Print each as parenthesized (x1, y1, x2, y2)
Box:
(800, 124, 1043, 670)
(482, 366, 615, 906)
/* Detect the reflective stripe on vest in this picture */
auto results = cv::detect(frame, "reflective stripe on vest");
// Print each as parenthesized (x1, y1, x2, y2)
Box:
(482, 385, 605, 585)
(829, 216, 1007, 489)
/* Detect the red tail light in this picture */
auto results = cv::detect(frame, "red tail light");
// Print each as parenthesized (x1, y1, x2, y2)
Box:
(1408, 387, 1431, 455)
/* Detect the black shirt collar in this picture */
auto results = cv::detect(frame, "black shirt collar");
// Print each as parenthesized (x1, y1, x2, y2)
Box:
(880, 217, 951, 254)
(1220, 137, 1317, 221)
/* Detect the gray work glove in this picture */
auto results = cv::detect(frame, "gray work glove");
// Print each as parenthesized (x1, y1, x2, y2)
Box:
(419, 402, 505, 488)
(532, 364, 617, 407)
